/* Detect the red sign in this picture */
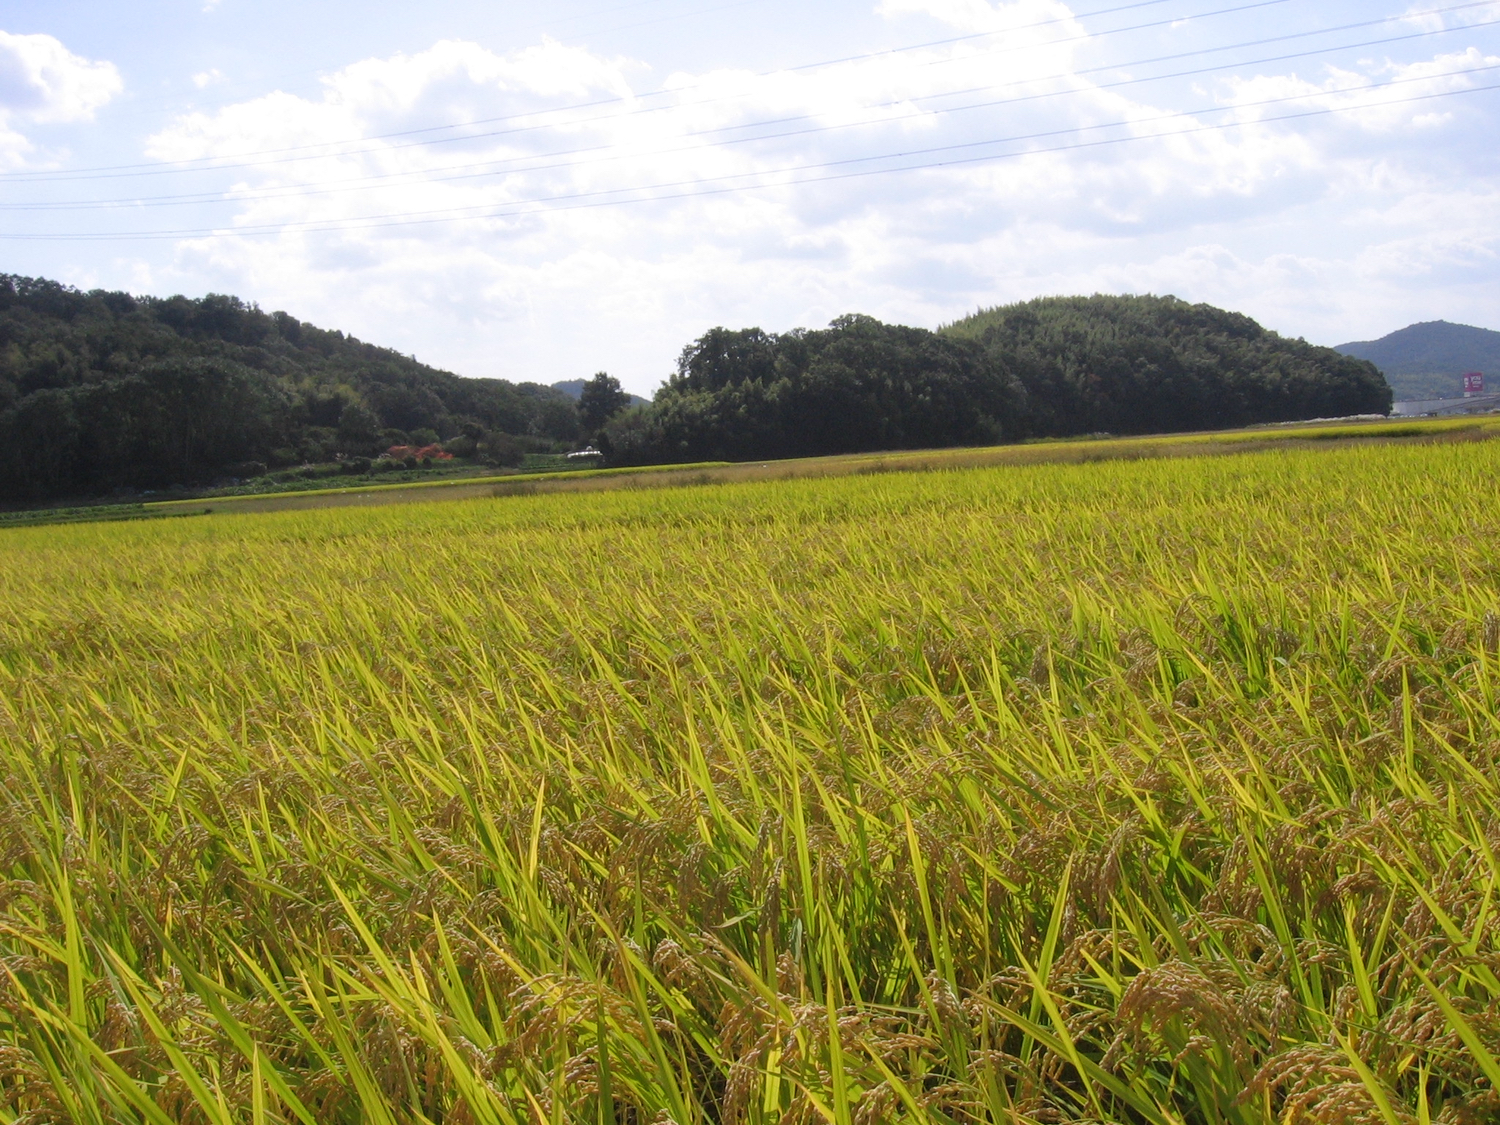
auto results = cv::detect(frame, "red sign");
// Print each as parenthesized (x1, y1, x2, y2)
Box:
(1464, 372, 1485, 395)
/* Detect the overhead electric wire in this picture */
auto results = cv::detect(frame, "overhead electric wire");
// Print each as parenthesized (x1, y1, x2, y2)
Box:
(4, 69, 1493, 242)
(48, 0, 710, 131)
(0, 0, 1186, 180)
(4, 13, 1494, 214)
(0, 0, 1280, 183)
(11, 0, 1492, 195)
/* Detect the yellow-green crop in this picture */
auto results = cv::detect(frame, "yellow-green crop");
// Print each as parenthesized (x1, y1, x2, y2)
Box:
(1, 439, 1499, 1123)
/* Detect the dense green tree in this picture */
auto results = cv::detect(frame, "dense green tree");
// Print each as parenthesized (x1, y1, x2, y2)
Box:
(606, 315, 1025, 464)
(0, 277, 1392, 498)
(336, 400, 382, 454)
(942, 294, 1390, 433)
(477, 431, 527, 467)
(0, 274, 583, 501)
(578, 371, 632, 433)
(0, 389, 80, 499)
(525, 393, 582, 442)
(606, 298, 1390, 466)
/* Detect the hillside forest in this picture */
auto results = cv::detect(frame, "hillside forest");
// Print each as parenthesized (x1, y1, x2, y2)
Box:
(604, 297, 1390, 465)
(0, 276, 1390, 501)
(0, 275, 586, 501)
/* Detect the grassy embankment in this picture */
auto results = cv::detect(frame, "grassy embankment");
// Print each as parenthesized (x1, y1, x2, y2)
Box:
(1, 437, 1499, 1121)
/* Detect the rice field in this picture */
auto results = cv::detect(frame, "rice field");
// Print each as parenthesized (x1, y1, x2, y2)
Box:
(1, 438, 1499, 1124)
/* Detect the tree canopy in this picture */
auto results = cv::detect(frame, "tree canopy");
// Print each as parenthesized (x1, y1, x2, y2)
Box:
(604, 296, 1390, 465)
(0, 275, 580, 500)
(578, 372, 632, 434)
(946, 294, 1392, 434)
(602, 316, 1027, 465)
(0, 279, 1392, 501)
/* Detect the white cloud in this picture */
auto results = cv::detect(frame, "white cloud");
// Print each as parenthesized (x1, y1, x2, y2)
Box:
(193, 68, 224, 89)
(129, 7, 1500, 392)
(0, 30, 121, 123)
(876, 0, 1078, 36)
(1216, 47, 1500, 135)
(1403, 0, 1500, 31)
(0, 30, 121, 168)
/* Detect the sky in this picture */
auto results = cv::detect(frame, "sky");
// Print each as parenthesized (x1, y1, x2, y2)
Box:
(1, 0, 1497, 395)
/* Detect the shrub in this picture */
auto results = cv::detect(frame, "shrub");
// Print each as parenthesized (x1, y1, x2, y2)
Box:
(442, 434, 477, 458)
(477, 431, 526, 467)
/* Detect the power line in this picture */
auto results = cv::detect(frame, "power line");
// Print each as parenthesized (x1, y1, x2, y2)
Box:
(53, 0, 707, 130)
(140, 0, 1500, 175)
(0, 0, 1270, 182)
(16, 0, 1492, 194)
(4, 15, 1494, 214)
(5, 71, 1492, 242)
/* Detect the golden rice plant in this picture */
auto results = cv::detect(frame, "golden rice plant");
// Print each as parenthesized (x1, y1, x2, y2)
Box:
(0, 439, 1497, 1123)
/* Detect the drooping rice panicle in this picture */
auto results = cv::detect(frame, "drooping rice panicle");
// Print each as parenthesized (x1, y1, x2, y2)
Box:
(0, 440, 1497, 1122)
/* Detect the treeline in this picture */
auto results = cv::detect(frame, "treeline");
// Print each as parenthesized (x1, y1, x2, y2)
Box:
(947, 295, 1393, 433)
(0, 275, 582, 500)
(603, 315, 1026, 463)
(603, 295, 1391, 464)
(1, 278, 1393, 501)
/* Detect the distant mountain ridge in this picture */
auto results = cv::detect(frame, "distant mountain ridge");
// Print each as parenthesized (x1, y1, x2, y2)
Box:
(1335, 320, 1500, 401)
(551, 379, 649, 406)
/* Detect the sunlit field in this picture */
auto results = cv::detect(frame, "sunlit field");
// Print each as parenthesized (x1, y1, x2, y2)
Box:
(2, 440, 1500, 1123)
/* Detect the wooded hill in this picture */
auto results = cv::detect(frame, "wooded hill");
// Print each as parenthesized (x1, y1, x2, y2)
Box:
(0, 275, 581, 501)
(946, 294, 1391, 434)
(601, 295, 1391, 464)
(1336, 320, 1500, 400)
(0, 278, 1392, 501)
